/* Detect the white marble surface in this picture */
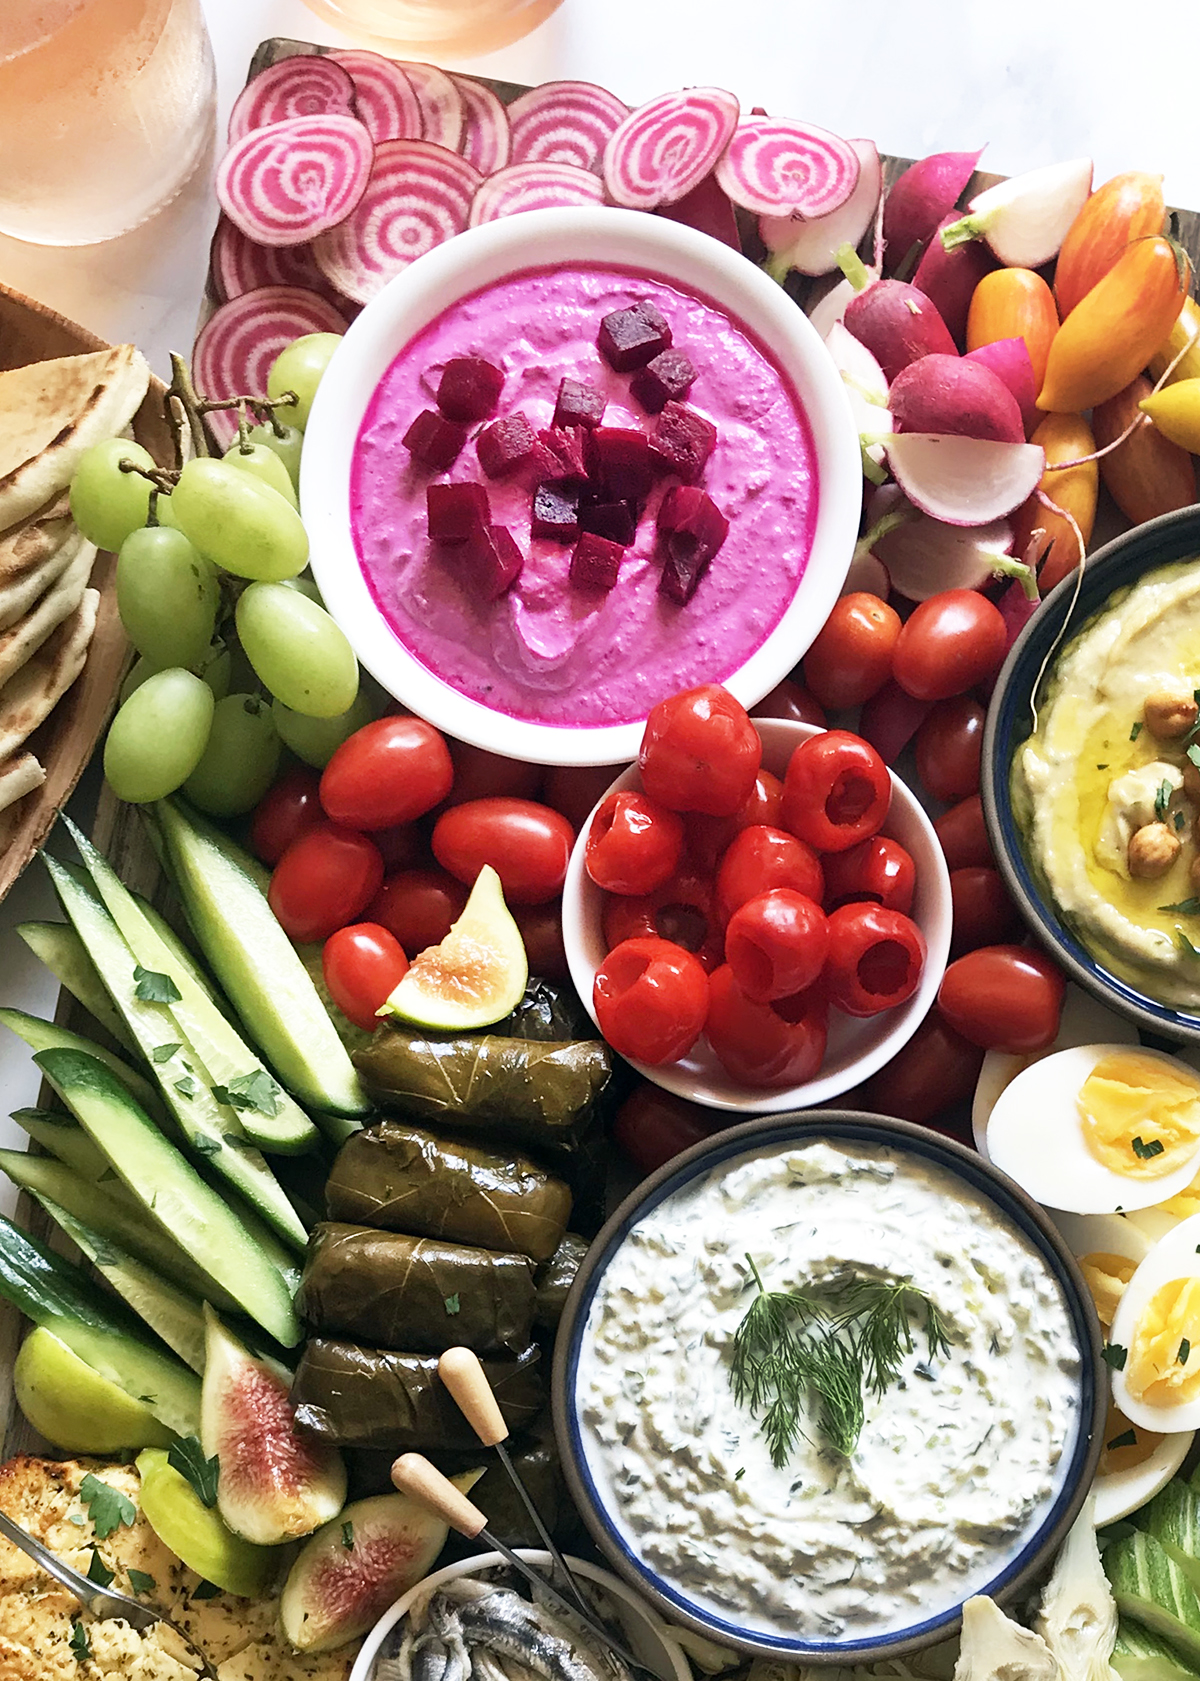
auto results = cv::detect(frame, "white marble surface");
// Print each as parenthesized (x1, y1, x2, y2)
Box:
(1, 0, 1200, 1199)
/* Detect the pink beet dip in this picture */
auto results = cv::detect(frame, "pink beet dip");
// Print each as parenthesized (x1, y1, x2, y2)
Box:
(350, 263, 819, 728)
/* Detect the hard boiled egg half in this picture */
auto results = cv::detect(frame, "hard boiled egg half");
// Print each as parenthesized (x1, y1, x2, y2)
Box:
(1111, 1211, 1200, 1436)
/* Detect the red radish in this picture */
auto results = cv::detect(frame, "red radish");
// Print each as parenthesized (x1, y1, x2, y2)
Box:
(227, 55, 356, 144)
(715, 116, 859, 218)
(858, 680, 933, 765)
(843, 280, 957, 382)
(329, 49, 422, 141)
(889, 354, 1024, 443)
(216, 113, 374, 247)
(760, 139, 881, 278)
(507, 79, 629, 174)
(397, 61, 464, 150)
(941, 157, 1093, 268)
(841, 549, 890, 597)
(468, 161, 604, 225)
(886, 434, 1046, 526)
(882, 148, 984, 269)
(823, 322, 892, 469)
(996, 575, 1041, 654)
(313, 140, 482, 305)
(874, 508, 1017, 600)
(208, 214, 346, 307)
(192, 285, 348, 448)
(911, 212, 995, 345)
(603, 87, 740, 210)
(964, 338, 1039, 437)
(656, 172, 741, 251)
(451, 75, 512, 175)
(807, 267, 879, 339)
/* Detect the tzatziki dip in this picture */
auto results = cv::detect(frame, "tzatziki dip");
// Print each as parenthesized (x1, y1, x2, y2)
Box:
(575, 1138, 1083, 1640)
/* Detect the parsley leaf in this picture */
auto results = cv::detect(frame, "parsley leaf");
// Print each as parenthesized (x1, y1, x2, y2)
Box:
(1182, 1338, 1192, 1366)
(444, 1293, 461, 1316)
(173, 1076, 198, 1098)
(1161, 898, 1200, 915)
(1178, 928, 1200, 959)
(151, 1042, 183, 1063)
(1107, 1427, 1137, 1451)
(1155, 779, 1173, 822)
(210, 1070, 282, 1118)
(168, 1436, 219, 1509)
(127, 1569, 156, 1594)
(69, 1620, 91, 1663)
(86, 1548, 114, 1588)
(341, 1520, 355, 1550)
(1132, 1135, 1165, 1160)
(1130, 720, 1144, 742)
(133, 965, 181, 1004)
(1189, 744, 1200, 770)
(190, 1580, 222, 1600)
(191, 1133, 221, 1154)
(79, 1474, 136, 1539)
(1103, 1343, 1128, 1371)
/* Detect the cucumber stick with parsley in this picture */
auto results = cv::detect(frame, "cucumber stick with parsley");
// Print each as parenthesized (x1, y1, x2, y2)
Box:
(1106, 1530, 1200, 1666)
(34, 1046, 300, 1348)
(0, 1005, 163, 1119)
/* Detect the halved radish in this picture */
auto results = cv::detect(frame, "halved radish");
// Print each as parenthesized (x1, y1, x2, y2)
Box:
(965, 337, 1039, 436)
(227, 54, 356, 144)
(508, 79, 629, 175)
(469, 161, 604, 226)
(603, 87, 740, 210)
(715, 116, 859, 218)
(399, 61, 464, 151)
(329, 48, 422, 142)
(882, 148, 984, 269)
(941, 157, 1093, 268)
(875, 507, 1016, 600)
(886, 433, 1046, 526)
(824, 322, 892, 467)
(452, 74, 511, 175)
(208, 214, 344, 307)
(889, 354, 1024, 443)
(216, 113, 374, 247)
(313, 140, 482, 305)
(843, 279, 957, 382)
(760, 140, 881, 279)
(807, 268, 878, 340)
(841, 549, 890, 597)
(192, 286, 348, 448)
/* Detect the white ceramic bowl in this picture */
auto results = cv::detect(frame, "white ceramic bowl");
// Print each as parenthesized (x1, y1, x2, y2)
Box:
(349, 1549, 692, 1681)
(300, 205, 861, 766)
(561, 718, 953, 1110)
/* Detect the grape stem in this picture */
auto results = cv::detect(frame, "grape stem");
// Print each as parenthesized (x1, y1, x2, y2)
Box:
(168, 352, 215, 461)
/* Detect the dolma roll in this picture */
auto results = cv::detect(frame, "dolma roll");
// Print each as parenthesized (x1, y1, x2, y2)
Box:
(325, 1120, 571, 1263)
(533, 1232, 589, 1332)
(298, 1224, 537, 1354)
(292, 1339, 543, 1449)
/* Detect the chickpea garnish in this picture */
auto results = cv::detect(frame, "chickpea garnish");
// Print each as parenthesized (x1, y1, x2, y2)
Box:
(1143, 690, 1200, 740)
(1128, 821, 1182, 879)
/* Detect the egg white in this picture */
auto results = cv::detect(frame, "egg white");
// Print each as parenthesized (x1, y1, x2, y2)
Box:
(1110, 1211, 1200, 1433)
(1052, 1210, 1152, 1269)
(1093, 1427, 1194, 1526)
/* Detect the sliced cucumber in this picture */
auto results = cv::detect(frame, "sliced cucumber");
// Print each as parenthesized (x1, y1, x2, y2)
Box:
(45, 854, 306, 1251)
(157, 798, 368, 1126)
(11, 1107, 111, 1181)
(1113, 1616, 1200, 1681)
(16, 918, 136, 1053)
(35, 1046, 300, 1348)
(134, 891, 224, 1010)
(64, 820, 319, 1156)
(1144, 1481, 1200, 1594)
(0, 1006, 162, 1119)
(1106, 1531, 1200, 1666)
(0, 1213, 200, 1437)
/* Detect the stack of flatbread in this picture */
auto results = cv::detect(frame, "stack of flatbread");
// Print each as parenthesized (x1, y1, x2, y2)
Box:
(0, 343, 151, 854)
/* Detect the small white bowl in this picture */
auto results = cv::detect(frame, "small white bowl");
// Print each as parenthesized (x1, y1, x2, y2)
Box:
(561, 718, 952, 1111)
(349, 1549, 692, 1681)
(301, 205, 861, 767)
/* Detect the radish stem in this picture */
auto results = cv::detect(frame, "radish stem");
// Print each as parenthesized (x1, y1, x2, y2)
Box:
(836, 243, 872, 290)
(938, 214, 982, 252)
(853, 506, 915, 563)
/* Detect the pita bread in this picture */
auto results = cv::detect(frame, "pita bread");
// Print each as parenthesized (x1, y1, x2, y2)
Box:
(0, 750, 44, 815)
(0, 797, 25, 854)
(0, 537, 95, 689)
(0, 496, 78, 631)
(0, 587, 98, 761)
(0, 345, 150, 530)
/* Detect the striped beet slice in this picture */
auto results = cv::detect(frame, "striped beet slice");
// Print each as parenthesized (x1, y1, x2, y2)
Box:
(208, 213, 347, 306)
(507, 80, 629, 175)
(216, 113, 374, 246)
(398, 62, 464, 151)
(452, 75, 511, 175)
(329, 49, 422, 141)
(469, 162, 605, 226)
(603, 87, 740, 210)
(227, 54, 356, 144)
(715, 116, 860, 218)
(193, 285, 349, 448)
(313, 140, 482, 306)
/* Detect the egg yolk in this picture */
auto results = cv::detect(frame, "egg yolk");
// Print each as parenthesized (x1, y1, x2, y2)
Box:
(1159, 1166, 1200, 1220)
(1077, 1051, 1200, 1180)
(1080, 1251, 1138, 1330)
(1099, 1399, 1163, 1475)
(1127, 1277, 1200, 1406)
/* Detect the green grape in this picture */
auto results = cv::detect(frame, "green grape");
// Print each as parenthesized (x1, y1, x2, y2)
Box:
(243, 420, 303, 492)
(69, 438, 155, 551)
(167, 457, 308, 582)
(103, 668, 214, 804)
(182, 693, 281, 816)
(115, 526, 220, 669)
(119, 640, 230, 709)
(119, 654, 159, 708)
(222, 440, 298, 509)
(279, 574, 324, 605)
(267, 333, 342, 429)
(272, 688, 373, 768)
(236, 581, 358, 719)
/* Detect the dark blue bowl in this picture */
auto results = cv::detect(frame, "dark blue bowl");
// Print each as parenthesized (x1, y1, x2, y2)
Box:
(552, 1110, 1103, 1664)
(982, 502, 1200, 1042)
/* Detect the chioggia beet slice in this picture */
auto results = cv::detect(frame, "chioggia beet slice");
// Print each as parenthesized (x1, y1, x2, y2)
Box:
(477, 412, 537, 479)
(507, 79, 630, 174)
(329, 48, 423, 142)
(427, 481, 490, 545)
(436, 356, 505, 424)
(715, 115, 860, 219)
(216, 113, 374, 246)
(192, 284, 348, 450)
(402, 410, 468, 471)
(452, 74, 512, 175)
(468, 160, 605, 226)
(226, 54, 356, 144)
(570, 530, 625, 591)
(597, 300, 673, 372)
(603, 87, 741, 209)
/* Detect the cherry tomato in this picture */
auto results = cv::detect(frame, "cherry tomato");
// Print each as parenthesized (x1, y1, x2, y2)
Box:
(320, 717, 454, 830)
(705, 965, 828, 1087)
(322, 923, 409, 1032)
(612, 1082, 723, 1176)
(639, 684, 761, 816)
(782, 730, 891, 854)
(541, 763, 624, 832)
(715, 825, 824, 925)
(685, 770, 785, 872)
(751, 677, 827, 728)
(432, 798, 575, 905)
(857, 679, 933, 765)
(857, 1006, 984, 1124)
(892, 591, 1008, 702)
(949, 866, 1022, 957)
(915, 696, 985, 803)
(249, 767, 323, 866)
(368, 867, 468, 955)
(725, 889, 829, 1001)
(802, 593, 901, 710)
(441, 739, 543, 808)
(586, 790, 684, 896)
(938, 944, 1065, 1052)
(371, 823, 429, 874)
(268, 823, 385, 944)
(822, 902, 926, 1016)
(934, 793, 994, 871)
(593, 936, 709, 1064)
(603, 870, 723, 972)
(511, 900, 569, 984)
(822, 834, 916, 915)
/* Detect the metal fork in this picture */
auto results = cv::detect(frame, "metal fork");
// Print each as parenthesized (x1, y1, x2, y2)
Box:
(0, 1508, 218, 1678)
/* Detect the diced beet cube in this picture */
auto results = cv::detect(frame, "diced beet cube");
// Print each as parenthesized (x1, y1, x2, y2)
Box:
(427, 481, 490, 545)
(532, 480, 580, 543)
(585, 427, 659, 501)
(570, 531, 624, 592)
(631, 349, 698, 414)
(463, 523, 524, 599)
(402, 409, 468, 472)
(651, 402, 718, 483)
(580, 500, 639, 545)
(553, 377, 607, 430)
(477, 412, 537, 479)
(534, 426, 589, 485)
(597, 301, 673, 372)
(436, 357, 505, 423)
(657, 487, 729, 604)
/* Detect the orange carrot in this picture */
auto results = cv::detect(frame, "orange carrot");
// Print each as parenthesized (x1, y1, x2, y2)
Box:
(1010, 413, 1097, 593)
(1053, 171, 1165, 317)
(966, 269, 1058, 391)
(1093, 375, 1197, 526)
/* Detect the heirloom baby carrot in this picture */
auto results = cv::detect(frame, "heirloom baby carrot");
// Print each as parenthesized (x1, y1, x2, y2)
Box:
(1094, 376, 1197, 524)
(1010, 413, 1097, 593)
(1053, 171, 1165, 318)
(966, 268, 1058, 391)
(1140, 378, 1200, 454)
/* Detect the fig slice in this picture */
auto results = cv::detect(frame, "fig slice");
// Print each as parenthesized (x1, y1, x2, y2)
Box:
(380, 864, 528, 1032)
(201, 1305, 347, 1547)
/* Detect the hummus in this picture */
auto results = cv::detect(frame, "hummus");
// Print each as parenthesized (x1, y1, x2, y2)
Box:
(1016, 558, 1200, 1008)
(350, 264, 818, 728)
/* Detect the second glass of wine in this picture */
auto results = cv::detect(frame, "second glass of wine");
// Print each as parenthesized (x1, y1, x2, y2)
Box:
(298, 0, 564, 60)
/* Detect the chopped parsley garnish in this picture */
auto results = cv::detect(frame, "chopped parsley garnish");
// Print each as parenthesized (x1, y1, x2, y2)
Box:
(168, 1436, 219, 1509)
(69, 1620, 91, 1663)
(86, 1548, 114, 1588)
(1177, 811, 1187, 831)
(1178, 929, 1200, 959)
(132, 965, 181, 1004)
(1130, 721, 1144, 741)
(191, 1134, 221, 1154)
(1096, 763, 1109, 770)
(1107, 1428, 1137, 1451)
(1155, 779, 1173, 821)
(79, 1474, 136, 1540)
(151, 1042, 183, 1063)
(191, 1580, 222, 1601)
(1182, 1339, 1192, 1366)
(210, 1070, 282, 1118)
(444, 1293, 461, 1315)
(1132, 1136, 1165, 1160)
(1103, 1343, 1129, 1371)
(734, 1467, 745, 1480)
(127, 1569, 156, 1594)
(173, 1076, 198, 1098)
(341, 1521, 355, 1550)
